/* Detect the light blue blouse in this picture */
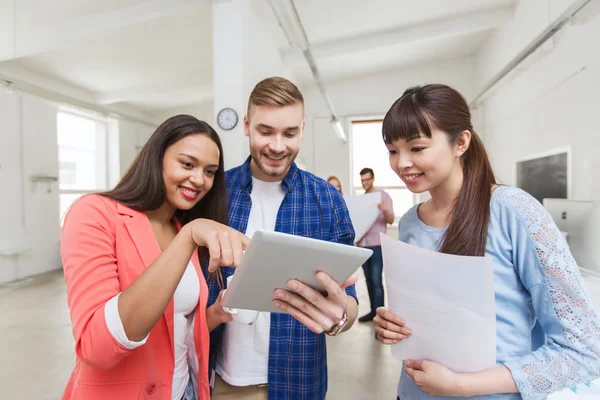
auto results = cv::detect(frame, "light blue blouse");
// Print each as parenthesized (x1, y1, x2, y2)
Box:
(396, 186, 600, 400)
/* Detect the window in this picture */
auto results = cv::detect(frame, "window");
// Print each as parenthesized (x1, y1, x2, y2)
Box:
(57, 111, 108, 223)
(351, 119, 416, 224)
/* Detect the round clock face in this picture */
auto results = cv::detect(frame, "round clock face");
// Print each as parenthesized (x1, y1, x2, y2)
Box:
(217, 108, 238, 130)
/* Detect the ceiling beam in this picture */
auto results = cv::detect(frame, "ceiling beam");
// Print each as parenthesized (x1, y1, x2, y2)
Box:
(0, 63, 156, 125)
(0, 0, 207, 63)
(96, 82, 214, 105)
(282, 5, 515, 67)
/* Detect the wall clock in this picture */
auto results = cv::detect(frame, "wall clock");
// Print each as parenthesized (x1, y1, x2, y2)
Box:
(217, 108, 238, 130)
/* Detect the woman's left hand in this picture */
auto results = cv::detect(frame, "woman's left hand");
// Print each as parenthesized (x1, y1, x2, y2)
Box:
(404, 359, 466, 397)
(206, 290, 234, 331)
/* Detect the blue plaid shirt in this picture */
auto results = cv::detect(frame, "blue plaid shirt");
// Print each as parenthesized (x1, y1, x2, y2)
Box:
(203, 157, 357, 400)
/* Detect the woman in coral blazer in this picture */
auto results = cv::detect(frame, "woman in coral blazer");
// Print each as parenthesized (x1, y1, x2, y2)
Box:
(61, 115, 249, 400)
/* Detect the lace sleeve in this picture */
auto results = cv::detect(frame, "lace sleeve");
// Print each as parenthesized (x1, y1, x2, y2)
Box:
(498, 188, 600, 400)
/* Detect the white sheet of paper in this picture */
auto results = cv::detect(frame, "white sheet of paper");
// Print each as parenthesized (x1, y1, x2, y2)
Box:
(343, 191, 382, 243)
(380, 233, 497, 373)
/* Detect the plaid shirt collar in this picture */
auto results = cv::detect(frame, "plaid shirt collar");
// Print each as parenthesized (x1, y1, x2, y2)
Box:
(236, 156, 300, 193)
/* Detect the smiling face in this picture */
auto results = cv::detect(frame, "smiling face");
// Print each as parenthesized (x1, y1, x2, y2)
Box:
(360, 172, 374, 192)
(386, 128, 469, 195)
(161, 133, 220, 211)
(245, 103, 305, 182)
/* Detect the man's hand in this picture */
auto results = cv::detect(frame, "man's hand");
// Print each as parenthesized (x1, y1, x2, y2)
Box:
(378, 202, 394, 224)
(272, 272, 358, 334)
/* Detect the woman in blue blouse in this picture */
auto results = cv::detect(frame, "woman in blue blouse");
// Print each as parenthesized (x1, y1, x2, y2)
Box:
(374, 84, 600, 400)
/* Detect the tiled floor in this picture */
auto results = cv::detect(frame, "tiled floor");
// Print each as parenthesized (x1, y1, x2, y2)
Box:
(0, 268, 402, 399)
(0, 271, 76, 399)
(1, 268, 599, 400)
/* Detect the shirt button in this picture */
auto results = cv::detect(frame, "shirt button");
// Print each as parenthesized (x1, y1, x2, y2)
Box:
(147, 384, 156, 394)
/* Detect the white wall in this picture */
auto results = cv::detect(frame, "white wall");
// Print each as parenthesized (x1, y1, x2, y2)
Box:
(475, 0, 600, 201)
(0, 88, 155, 284)
(0, 90, 60, 283)
(115, 119, 157, 180)
(0, 0, 15, 63)
(212, 0, 295, 169)
(153, 102, 215, 128)
(301, 58, 476, 194)
(116, 120, 137, 180)
(0, 90, 24, 283)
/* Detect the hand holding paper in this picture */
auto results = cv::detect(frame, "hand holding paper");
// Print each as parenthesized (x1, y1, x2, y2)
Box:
(380, 233, 497, 373)
(343, 191, 382, 243)
(373, 306, 412, 344)
(404, 359, 465, 397)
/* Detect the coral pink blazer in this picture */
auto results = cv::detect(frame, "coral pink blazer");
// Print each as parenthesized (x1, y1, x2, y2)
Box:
(60, 194, 211, 399)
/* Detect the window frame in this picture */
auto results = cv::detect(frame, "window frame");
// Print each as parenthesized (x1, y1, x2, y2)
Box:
(350, 117, 418, 226)
(57, 109, 109, 223)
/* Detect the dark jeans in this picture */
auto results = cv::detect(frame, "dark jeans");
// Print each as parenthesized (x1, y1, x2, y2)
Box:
(181, 373, 196, 400)
(361, 245, 384, 314)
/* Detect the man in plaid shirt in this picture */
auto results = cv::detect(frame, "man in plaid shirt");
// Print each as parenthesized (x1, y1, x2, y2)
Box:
(205, 77, 359, 400)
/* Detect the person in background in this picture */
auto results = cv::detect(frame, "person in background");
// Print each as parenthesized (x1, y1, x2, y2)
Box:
(357, 167, 394, 322)
(327, 175, 343, 194)
(60, 115, 249, 400)
(374, 84, 600, 399)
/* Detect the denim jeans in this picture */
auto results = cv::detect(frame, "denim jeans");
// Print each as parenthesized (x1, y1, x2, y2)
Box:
(182, 376, 196, 400)
(361, 246, 384, 314)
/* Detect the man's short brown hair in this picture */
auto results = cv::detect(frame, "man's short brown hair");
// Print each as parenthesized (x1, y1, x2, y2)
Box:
(360, 168, 374, 178)
(247, 77, 304, 118)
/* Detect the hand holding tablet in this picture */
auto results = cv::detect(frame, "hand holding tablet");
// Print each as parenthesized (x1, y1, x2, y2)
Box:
(221, 230, 372, 315)
(272, 271, 359, 334)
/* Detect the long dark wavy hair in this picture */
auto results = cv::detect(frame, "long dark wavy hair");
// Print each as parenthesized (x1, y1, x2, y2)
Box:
(382, 84, 496, 257)
(100, 114, 227, 272)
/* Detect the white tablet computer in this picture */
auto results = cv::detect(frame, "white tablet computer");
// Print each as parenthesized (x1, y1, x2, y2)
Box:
(221, 230, 373, 314)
